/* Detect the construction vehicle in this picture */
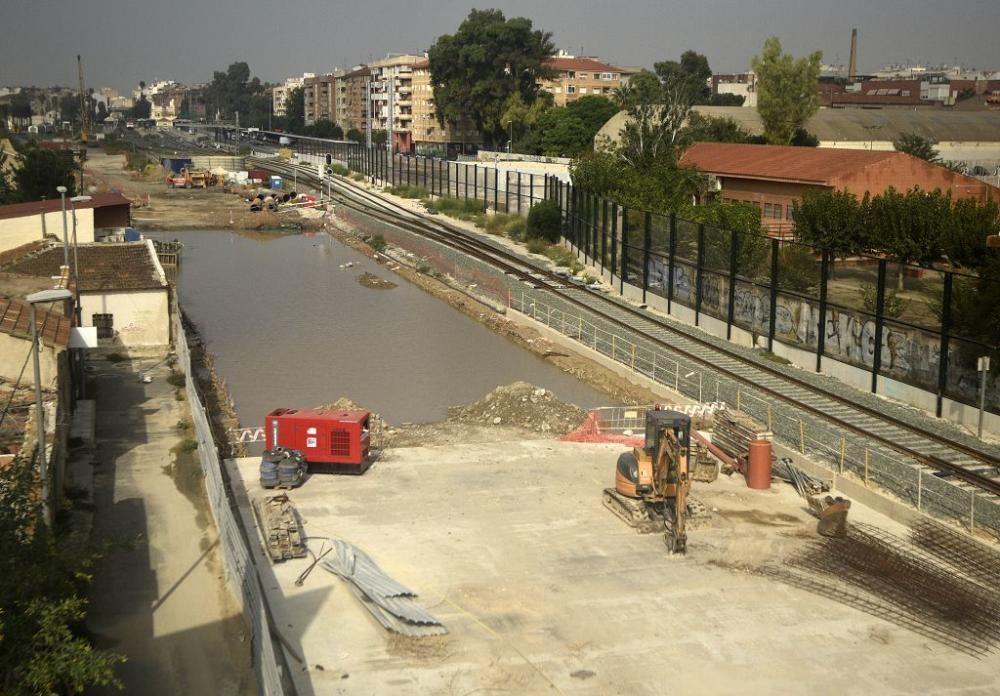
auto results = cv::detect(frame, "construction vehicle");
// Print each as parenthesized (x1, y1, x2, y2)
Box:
(167, 167, 210, 189)
(603, 407, 693, 554)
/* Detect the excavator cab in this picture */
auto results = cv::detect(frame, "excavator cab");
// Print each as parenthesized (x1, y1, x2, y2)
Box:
(606, 408, 692, 554)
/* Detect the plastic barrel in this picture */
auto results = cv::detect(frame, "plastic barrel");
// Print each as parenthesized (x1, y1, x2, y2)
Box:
(746, 439, 773, 490)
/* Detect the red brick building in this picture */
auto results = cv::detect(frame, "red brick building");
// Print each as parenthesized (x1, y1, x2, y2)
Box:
(679, 143, 999, 237)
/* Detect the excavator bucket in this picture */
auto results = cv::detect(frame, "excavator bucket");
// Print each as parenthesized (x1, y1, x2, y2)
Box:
(809, 495, 851, 538)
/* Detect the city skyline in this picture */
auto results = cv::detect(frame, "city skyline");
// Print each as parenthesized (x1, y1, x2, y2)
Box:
(2, 0, 999, 92)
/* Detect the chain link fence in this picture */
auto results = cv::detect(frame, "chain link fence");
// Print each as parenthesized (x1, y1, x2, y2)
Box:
(173, 310, 295, 696)
(509, 289, 1000, 538)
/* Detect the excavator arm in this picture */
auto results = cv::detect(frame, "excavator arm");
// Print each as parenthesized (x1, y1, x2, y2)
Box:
(653, 428, 690, 554)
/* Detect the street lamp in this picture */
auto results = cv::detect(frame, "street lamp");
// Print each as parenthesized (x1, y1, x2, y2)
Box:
(27, 287, 73, 528)
(69, 195, 91, 325)
(56, 186, 70, 275)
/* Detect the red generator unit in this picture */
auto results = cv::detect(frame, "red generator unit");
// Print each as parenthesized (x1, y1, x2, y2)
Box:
(264, 408, 372, 473)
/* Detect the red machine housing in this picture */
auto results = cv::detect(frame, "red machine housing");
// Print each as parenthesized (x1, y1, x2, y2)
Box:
(265, 408, 372, 472)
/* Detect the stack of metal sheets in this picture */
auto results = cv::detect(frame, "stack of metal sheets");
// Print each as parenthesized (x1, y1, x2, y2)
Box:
(322, 540, 447, 636)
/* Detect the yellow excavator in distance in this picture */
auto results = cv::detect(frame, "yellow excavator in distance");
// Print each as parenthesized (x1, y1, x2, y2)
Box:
(603, 408, 692, 554)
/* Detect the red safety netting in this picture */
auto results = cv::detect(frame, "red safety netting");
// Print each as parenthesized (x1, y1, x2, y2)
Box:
(560, 411, 644, 446)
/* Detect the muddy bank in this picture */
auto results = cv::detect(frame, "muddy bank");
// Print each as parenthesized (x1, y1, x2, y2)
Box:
(327, 213, 665, 408)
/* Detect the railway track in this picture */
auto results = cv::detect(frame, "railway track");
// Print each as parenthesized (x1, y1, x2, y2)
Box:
(247, 155, 1000, 503)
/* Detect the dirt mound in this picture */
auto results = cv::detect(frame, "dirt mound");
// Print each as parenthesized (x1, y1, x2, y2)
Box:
(316, 397, 366, 411)
(229, 210, 324, 231)
(358, 272, 397, 290)
(447, 382, 586, 435)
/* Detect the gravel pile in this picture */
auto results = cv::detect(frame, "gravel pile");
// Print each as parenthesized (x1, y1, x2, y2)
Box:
(447, 382, 586, 434)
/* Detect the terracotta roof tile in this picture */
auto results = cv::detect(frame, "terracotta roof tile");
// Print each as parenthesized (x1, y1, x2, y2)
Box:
(0, 296, 70, 348)
(679, 142, 903, 184)
(2, 242, 166, 292)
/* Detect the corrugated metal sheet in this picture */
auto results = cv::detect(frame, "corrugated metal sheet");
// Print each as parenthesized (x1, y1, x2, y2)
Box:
(322, 540, 447, 636)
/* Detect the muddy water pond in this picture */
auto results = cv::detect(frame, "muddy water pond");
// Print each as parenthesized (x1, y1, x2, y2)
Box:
(158, 230, 609, 427)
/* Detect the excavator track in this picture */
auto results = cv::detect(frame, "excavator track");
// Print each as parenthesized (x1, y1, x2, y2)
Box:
(603, 489, 711, 535)
(603, 488, 664, 534)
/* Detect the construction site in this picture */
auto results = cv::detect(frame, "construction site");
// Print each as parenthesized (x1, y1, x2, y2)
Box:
(225, 388, 1000, 695)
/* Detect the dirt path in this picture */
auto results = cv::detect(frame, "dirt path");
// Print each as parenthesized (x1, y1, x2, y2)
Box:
(86, 358, 254, 695)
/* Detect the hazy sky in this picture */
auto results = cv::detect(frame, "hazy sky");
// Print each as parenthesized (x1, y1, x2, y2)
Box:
(3, 0, 998, 92)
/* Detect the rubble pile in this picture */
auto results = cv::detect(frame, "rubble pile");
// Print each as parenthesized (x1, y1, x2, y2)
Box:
(447, 381, 586, 434)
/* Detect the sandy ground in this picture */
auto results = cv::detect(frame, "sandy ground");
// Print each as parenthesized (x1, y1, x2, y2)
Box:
(228, 437, 1000, 696)
(85, 358, 255, 695)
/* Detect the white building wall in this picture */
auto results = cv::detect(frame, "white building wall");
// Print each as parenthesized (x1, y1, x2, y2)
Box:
(0, 208, 95, 255)
(0, 332, 60, 388)
(81, 288, 170, 348)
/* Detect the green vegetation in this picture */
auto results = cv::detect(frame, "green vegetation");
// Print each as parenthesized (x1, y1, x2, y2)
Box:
(388, 185, 430, 199)
(893, 132, 940, 163)
(526, 199, 562, 243)
(171, 438, 198, 455)
(0, 145, 77, 203)
(166, 370, 186, 388)
(331, 164, 349, 176)
(428, 9, 555, 147)
(0, 455, 125, 693)
(368, 234, 388, 253)
(525, 238, 548, 254)
(751, 37, 823, 145)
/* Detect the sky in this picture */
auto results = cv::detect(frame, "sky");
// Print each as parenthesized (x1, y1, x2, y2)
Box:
(2, 0, 998, 93)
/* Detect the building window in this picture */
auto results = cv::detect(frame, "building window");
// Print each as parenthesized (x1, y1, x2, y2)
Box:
(578, 73, 589, 80)
(580, 88, 588, 94)
(567, 85, 576, 94)
(93, 313, 114, 339)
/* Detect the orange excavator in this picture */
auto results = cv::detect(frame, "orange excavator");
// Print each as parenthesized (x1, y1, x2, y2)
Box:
(603, 408, 692, 554)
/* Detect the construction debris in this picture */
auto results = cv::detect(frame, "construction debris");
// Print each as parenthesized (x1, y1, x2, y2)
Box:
(772, 457, 830, 497)
(447, 382, 586, 434)
(712, 410, 772, 461)
(252, 493, 308, 562)
(322, 540, 447, 637)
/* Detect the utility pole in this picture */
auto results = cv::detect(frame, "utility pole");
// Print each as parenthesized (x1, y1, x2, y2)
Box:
(387, 75, 394, 156)
(365, 79, 372, 149)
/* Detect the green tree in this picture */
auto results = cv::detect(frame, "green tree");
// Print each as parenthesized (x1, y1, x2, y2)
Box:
(708, 93, 745, 106)
(752, 37, 822, 145)
(284, 87, 305, 134)
(0, 455, 124, 693)
(130, 95, 151, 120)
(346, 128, 364, 143)
(683, 112, 762, 145)
(500, 90, 552, 151)
(308, 119, 343, 139)
(654, 50, 712, 105)
(792, 189, 869, 256)
(428, 9, 555, 146)
(893, 132, 940, 162)
(536, 110, 588, 156)
(13, 148, 76, 201)
(372, 129, 387, 146)
(9, 92, 33, 127)
(868, 187, 951, 288)
(58, 94, 80, 125)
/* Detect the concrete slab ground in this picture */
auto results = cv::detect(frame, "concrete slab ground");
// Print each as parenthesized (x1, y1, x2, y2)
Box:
(229, 439, 1000, 696)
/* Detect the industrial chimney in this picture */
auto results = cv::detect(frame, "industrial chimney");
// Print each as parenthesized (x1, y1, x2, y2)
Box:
(848, 28, 858, 79)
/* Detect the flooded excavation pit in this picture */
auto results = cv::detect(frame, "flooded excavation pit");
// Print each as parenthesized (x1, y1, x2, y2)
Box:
(160, 229, 610, 431)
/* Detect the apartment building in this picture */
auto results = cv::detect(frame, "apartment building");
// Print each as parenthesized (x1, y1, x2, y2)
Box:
(539, 53, 632, 107)
(272, 74, 311, 117)
(303, 73, 337, 125)
(711, 73, 757, 107)
(336, 66, 370, 134)
(368, 54, 422, 153)
(411, 59, 480, 157)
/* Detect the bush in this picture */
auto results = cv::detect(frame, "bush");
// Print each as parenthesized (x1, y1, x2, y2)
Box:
(369, 234, 387, 253)
(526, 199, 562, 243)
(166, 370, 186, 387)
(526, 239, 549, 255)
(543, 245, 577, 267)
(332, 164, 349, 176)
(505, 217, 526, 241)
(388, 185, 428, 199)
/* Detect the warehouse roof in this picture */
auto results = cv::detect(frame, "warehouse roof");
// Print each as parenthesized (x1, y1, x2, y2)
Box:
(679, 142, 902, 185)
(0, 192, 132, 222)
(2, 241, 167, 292)
(597, 107, 1000, 144)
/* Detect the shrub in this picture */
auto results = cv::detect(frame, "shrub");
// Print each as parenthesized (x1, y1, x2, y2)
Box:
(543, 245, 577, 267)
(526, 199, 562, 243)
(505, 218, 526, 241)
(166, 370, 186, 387)
(388, 185, 428, 199)
(526, 239, 549, 255)
(369, 234, 387, 253)
(332, 164, 349, 176)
